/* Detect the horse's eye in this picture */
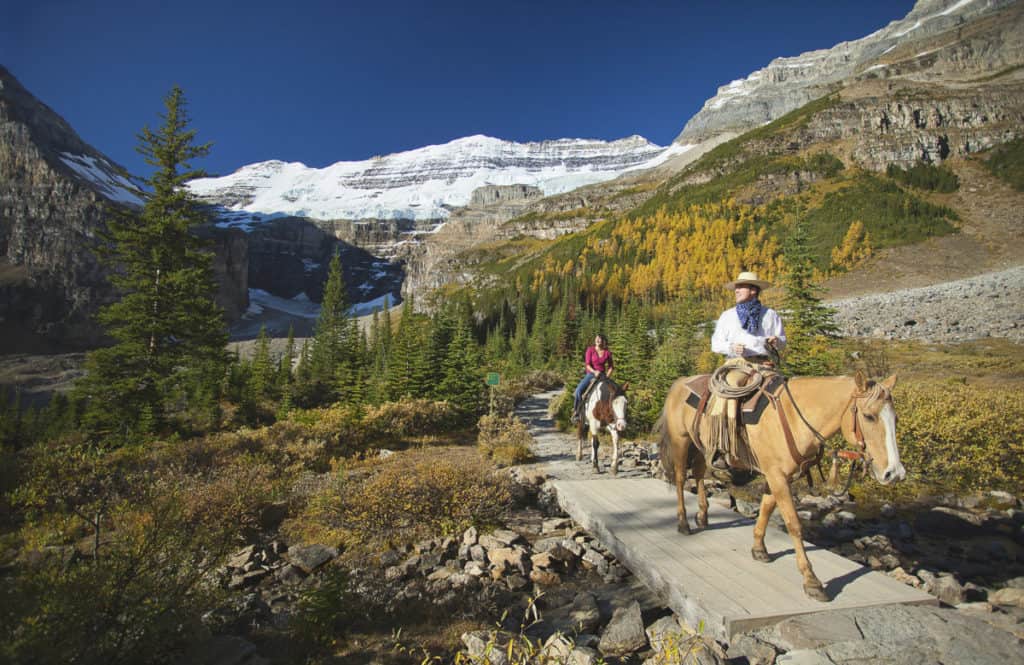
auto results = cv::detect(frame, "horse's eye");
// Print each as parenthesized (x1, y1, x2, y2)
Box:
(864, 414, 876, 422)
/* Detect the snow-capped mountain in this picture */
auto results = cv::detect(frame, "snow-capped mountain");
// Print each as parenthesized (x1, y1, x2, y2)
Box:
(677, 0, 1017, 144)
(188, 134, 690, 227)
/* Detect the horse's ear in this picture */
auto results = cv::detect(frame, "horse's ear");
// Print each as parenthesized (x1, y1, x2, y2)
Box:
(882, 373, 898, 390)
(854, 370, 868, 393)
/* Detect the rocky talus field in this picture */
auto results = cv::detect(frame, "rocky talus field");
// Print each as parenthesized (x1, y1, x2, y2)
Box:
(830, 265, 1024, 344)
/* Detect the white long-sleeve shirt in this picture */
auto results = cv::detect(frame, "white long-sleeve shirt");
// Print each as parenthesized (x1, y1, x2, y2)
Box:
(711, 306, 786, 358)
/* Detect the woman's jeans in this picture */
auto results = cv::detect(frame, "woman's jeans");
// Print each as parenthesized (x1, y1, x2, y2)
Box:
(574, 373, 597, 410)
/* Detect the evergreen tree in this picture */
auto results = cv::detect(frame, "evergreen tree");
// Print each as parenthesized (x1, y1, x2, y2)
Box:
(308, 251, 350, 402)
(250, 325, 275, 402)
(782, 222, 841, 375)
(439, 322, 485, 417)
(77, 86, 227, 438)
(278, 325, 296, 387)
(511, 295, 529, 366)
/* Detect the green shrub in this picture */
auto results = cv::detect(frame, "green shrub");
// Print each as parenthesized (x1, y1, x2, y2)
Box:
(985, 136, 1024, 191)
(894, 381, 1024, 494)
(886, 162, 960, 192)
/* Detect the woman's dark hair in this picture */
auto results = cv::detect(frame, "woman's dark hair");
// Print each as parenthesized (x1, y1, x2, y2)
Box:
(595, 333, 609, 347)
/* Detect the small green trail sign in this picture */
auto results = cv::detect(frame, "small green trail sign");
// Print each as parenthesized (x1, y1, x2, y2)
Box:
(485, 372, 501, 386)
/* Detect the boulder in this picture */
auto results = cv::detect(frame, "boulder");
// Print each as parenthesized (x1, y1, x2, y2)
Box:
(598, 601, 646, 657)
(569, 592, 602, 634)
(530, 569, 561, 586)
(488, 547, 530, 575)
(461, 631, 510, 665)
(286, 544, 338, 574)
(915, 506, 986, 537)
(990, 587, 1024, 608)
(645, 615, 688, 653)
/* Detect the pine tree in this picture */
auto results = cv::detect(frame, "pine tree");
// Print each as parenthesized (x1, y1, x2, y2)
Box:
(278, 325, 296, 387)
(77, 86, 227, 438)
(782, 222, 841, 375)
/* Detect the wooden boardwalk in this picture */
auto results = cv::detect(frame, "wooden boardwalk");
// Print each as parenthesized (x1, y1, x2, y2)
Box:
(550, 477, 937, 641)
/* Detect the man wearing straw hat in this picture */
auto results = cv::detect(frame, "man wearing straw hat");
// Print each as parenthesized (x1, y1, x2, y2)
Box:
(711, 271, 786, 363)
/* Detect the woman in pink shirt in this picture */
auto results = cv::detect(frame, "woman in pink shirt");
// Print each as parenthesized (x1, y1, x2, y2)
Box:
(572, 333, 614, 422)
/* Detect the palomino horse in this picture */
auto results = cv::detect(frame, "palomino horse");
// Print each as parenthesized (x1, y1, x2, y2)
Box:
(656, 371, 905, 601)
(576, 379, 629, 474)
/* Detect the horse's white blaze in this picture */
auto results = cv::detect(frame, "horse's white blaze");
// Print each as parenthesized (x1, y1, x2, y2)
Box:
(612, 396, 628, 432)
(879, 402, 905, 484)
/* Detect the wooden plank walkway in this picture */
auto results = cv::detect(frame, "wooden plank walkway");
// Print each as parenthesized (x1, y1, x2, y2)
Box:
(550, 477, 938, 641)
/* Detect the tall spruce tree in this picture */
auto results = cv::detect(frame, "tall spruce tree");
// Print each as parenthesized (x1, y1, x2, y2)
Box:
(77, 87, 227, 438)
(781, 222, 841, 375)
(308, 251, 350, 402)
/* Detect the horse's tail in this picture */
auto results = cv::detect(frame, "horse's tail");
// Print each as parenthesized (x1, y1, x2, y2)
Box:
(653, 408, 675, 484)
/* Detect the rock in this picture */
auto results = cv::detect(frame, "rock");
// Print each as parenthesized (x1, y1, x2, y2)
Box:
(530, 569, 561, 586)
(543, 517, 572, 533)
(286, 544, 338, 574)
(568, 646, 601, 665)
(488, 547, 530, 575)
(930, 574, 967, 606)
(177, 635, 270, 665)
(463, 526, 478, 546)
(598, 601, 646, 657)
(470, 544, 487, 563)
(735, 498, 760, 517)
(461, 631, 510, 665)
(726, 634, 777, 665)
(990, 587, 1024, 608)
(379, 549, 404, 567)
(776, 612, 862, 650)
(915, 506, 986, 537)
(227, 545, 257, 570)
(506, 574, 529, 591)
(986, 491, 1017, 510)
(775, 650, 834, 665)
(228, 569, 269, 590)
(645, 615, 688, 653)
(276, 564, 306, 585)
(479, 529, 521, 550)
(957, 601, 994, 612)
(569, 592, 602, 634)
(581, 548, 610, 576)
(887, 566, 922, 587)
(258, 501, 288, 531)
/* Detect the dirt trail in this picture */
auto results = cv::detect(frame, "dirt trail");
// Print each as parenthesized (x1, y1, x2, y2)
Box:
(824, 159, 1024, 300)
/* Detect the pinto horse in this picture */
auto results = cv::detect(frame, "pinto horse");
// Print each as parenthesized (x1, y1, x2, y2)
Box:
(576, 378, 629, 474)
(656, 371, 905, 601)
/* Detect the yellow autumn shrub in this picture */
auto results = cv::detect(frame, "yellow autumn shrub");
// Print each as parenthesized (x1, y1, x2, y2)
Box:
(286, 448, 513, 550)
(477, 414, 534, 466)
(895, 381, 1024, 494)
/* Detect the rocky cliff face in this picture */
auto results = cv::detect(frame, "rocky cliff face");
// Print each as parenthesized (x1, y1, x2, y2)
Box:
(0, 66, 249, 349)
(676, 0, 1023, 145)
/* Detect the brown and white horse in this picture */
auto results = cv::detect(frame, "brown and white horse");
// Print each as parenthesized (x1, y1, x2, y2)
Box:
(576, 379, 629, 474)
(656, 371, 904, 601)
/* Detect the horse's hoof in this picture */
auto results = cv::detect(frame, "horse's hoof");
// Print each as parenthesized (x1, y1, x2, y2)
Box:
(576, 454, 582, 462)
(804, 582, 829, 602)
(696, 514, 708, 529)
(677, 523, 691, 535)
(751, 547, 771, 563)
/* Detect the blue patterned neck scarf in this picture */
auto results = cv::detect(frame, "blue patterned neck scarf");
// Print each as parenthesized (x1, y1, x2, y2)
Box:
(735, 298, 764, 335)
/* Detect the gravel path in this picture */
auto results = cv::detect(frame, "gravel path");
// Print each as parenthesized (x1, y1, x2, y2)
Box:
(829, 265, 1024, 344)
(514, 389, 654, 482)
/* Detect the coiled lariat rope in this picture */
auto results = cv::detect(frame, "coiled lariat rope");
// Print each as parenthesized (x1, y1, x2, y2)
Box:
(708, 363, 763, 399)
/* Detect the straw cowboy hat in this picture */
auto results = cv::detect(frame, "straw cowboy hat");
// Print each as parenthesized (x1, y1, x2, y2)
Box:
(724, 271, 772, 291)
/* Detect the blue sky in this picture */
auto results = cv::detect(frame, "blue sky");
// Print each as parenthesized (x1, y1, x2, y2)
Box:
(4, 0, 915, 178)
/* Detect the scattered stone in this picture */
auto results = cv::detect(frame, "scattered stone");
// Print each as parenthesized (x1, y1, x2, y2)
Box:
(227, 545, 257, 570)
(463, 526, 478, 546)
(989, 587, 1024, 608)
(645, 615, 687, 653)
(543, 517, 572, 533)
(530, 569, 561, 586)
(286, 544, 338, 574)
(887, 566, 922, 587)
(569, 592, 602, 634)
(957, 601, 994, 612)
(479, 529, 521, 550)
(464, 561, 486, 577)
(505, 574, 529, 591)
(930, 574, 967, 606)
(598, 600, 647, 657)
(568, 646, 601, 665)
(461, 631, 510, 665)
(276, 564, 306, 585)
(726, 633, 777, 665)
(258, 501, 288, 531)
(488, 547, 530, 575)
(581, 548, 610, 576)
(915, 506, 986, 537)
